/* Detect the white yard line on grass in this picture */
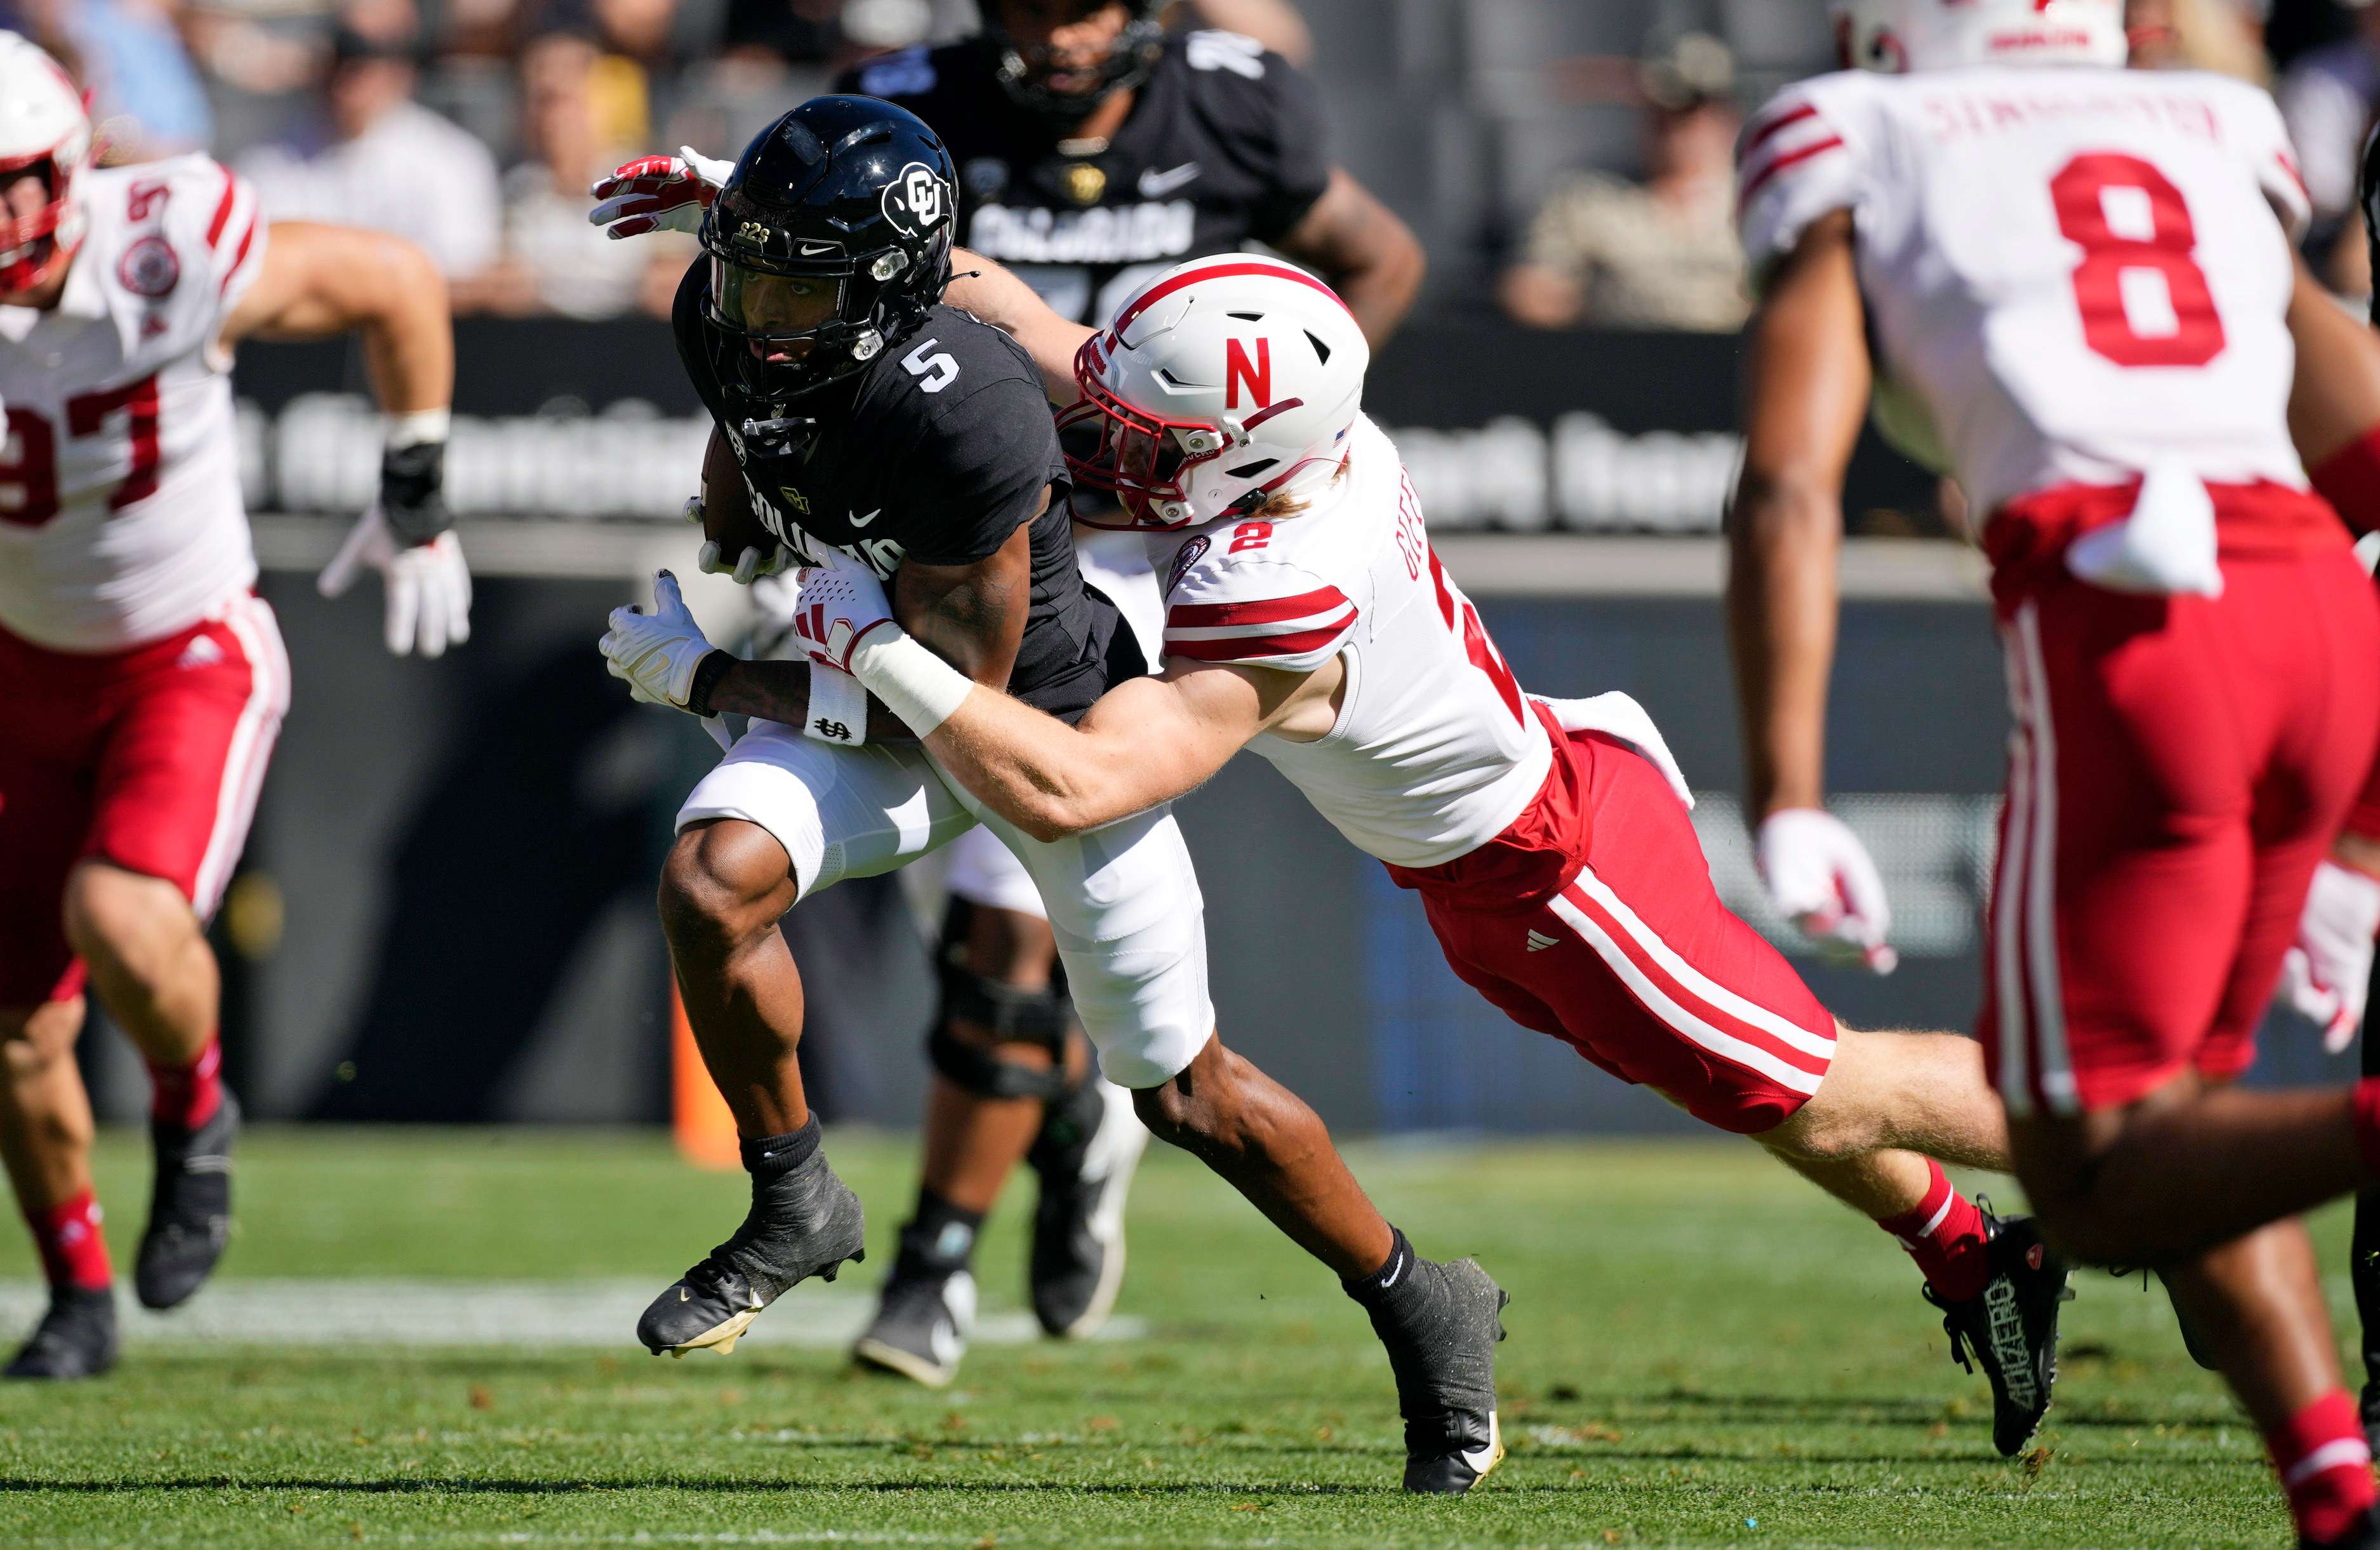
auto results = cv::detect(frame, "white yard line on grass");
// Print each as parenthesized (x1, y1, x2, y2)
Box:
(0, 1279, 1144, 1349)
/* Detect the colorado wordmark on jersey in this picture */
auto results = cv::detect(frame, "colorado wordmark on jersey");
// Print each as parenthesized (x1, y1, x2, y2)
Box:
(1738, 67, 2311, 519)
(1153, 415, 1552, 869)
(844, 29, 1329, 326)
(0, 156, 267, 651)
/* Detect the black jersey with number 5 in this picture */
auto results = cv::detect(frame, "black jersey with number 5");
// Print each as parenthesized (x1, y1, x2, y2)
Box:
(672, 277, 1124, 721)
(837, 29, 1331, 326)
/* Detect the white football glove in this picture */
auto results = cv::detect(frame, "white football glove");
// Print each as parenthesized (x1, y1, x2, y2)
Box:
(317, 506, 473, 659)
(783, 551, 898, 673)
(601, 570, 719, 709)
(1755, 807, 1897, 975)
(684, 494, 795, 585)
(588, 148, 731, 239)
(2278, 858, 2380, 1053)
(1532, 691, 1693, 810)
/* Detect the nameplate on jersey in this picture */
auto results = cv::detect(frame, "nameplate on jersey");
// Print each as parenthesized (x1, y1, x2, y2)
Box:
(967, 201, 1196, 265)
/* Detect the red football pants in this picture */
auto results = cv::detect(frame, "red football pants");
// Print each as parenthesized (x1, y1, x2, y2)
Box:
(1409, 730, 1838, 1135)
(0, 596, 289, 1006)
(1983, 550, 2380, 1114)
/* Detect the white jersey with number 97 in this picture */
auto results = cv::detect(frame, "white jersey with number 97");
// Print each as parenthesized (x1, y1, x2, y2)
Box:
(1737, 66, 2311, 519)
(0, 155, 266, 652)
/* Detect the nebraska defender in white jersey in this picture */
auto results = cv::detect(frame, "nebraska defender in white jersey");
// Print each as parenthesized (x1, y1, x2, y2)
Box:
(1727, 3, 2380, 1529)
(0, 30, 469, 1382)
(1155, 413, 1550, 868)
(1738, 65, 2312, 521)
(0, 155, 266, 650)
(744, 252, 2063, 1457)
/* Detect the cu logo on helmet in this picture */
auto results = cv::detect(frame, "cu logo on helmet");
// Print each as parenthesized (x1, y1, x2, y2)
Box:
(882, 162, 946, 236)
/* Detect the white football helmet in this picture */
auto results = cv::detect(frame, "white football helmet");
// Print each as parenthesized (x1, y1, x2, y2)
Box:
(1832, 0, 2127, 74)
(1059, 253, 1369, 530)
(0, 32, 91, 297)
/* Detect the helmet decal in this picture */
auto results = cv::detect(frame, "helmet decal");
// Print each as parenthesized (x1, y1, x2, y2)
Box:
(881, 161, 948, 237)
(1224, 338, 1272, 411)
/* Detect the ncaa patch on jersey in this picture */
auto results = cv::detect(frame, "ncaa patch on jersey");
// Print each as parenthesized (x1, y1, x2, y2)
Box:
(882, 162, 948, 236)
(117, 235, 180, 299)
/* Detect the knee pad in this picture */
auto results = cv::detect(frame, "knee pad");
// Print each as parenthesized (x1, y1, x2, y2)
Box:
(928, 899, 1077, 1102)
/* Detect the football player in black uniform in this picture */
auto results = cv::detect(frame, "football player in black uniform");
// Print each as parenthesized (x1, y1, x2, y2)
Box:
(592, 1, 1425, 1390)
(597, 96, 1506, 1495)
(839, 0, 1421, 1386)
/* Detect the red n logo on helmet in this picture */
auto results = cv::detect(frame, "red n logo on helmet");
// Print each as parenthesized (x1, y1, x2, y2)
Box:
(1225, 337, 1272, 410)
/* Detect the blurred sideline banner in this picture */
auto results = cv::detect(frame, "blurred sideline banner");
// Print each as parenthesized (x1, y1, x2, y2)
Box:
(80, 328, 2339, 1132)
(230, 316, 1941, 537)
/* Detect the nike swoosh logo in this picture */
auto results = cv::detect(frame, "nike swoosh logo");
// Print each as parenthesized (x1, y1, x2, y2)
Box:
(849, 508, 883, 529)
(1138, 163, 1199, 197)
(798, 242, 837, 257)
(1379, 1253, 1402, 1290)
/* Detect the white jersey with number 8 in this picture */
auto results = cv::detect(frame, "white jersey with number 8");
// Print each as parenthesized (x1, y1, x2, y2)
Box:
(1150, 413, 1553, 869)
(0, 155, 267, 652)
(1737, 66, 2311, 519)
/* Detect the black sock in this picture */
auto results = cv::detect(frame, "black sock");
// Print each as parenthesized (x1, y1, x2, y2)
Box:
(740, 1115, 821, 1183)
(1341, 1224, 1418, 1311)
(901, 1187, 987, 1274)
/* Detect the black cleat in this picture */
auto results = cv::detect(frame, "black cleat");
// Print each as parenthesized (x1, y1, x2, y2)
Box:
(136, 1090, 239, 1311)
(2157, 1267, 2219, 1372)
(4, 1286, 117, 1380)
(637, 1147, 865, 1358)
(1362, 1255, 1508, 1493)
(1027, 1078, 1147, 1339)
(2305, 1504, 2380, 1550)
(853, 1257, 976, 1388)
(2363, 1382, 2380, 1458)
(1926, 1208, 2073, 1457)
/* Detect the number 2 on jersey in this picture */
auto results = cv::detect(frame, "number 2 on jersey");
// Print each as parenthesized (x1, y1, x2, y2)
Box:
(2051, 152, 2224, 369)
(1426, 547, 1526, 728)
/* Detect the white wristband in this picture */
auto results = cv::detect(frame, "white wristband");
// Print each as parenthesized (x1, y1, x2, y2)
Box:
(849, 625, 974, 739)
(803, 665, 867, 747)
(386, 408, 452, 448)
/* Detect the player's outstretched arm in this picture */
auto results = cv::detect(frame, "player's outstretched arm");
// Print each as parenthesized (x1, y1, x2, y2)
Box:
(2287, 257, 2380, 537)
(223, 221, 471, 657)
(946, 248, 1096, 404)
(222, 222, 453, 417)
(922, 663, 1279, 841)
(1725, 208, 1898, 972)
(1271, 170, 1425, 347)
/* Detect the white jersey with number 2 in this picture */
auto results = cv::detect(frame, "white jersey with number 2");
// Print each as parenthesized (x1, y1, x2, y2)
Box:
(0, 155, 267, 652)
(1150, 413, 1553, 869)
(1736, 66, 2311, 518)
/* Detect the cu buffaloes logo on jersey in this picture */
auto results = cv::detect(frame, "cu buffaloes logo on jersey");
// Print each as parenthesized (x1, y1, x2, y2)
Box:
(881, 162, 948, 237)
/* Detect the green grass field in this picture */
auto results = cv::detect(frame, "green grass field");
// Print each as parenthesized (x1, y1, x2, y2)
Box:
(0, 1128, 2347, 1548)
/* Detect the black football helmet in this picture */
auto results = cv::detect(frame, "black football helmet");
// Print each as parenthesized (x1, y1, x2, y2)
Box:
(980, 1, 1164, 124)
(698, 96, 957, 405)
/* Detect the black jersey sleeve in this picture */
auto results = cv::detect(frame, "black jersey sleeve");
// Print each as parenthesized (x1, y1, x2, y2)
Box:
(891, 372, 1065, 568)
(2363, 120, 2380, 328)
(1236, 48, 1333, 241)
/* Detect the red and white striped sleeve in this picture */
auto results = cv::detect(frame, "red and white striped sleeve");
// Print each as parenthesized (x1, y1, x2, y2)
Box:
(2220, 77, 2313, 242)
(168, 156, 269, 323)
(1736, 77, 1866, 286)
(1162, 558, 1359, 674)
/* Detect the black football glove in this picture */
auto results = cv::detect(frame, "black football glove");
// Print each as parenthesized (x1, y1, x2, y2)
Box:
(380, 439, 454, 547)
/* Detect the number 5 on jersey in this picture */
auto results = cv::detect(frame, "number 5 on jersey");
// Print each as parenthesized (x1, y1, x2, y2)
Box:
(902, 338, 958, 393)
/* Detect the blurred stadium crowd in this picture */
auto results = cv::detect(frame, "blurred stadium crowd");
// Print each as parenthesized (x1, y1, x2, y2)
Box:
(37, 0, 2380, 330)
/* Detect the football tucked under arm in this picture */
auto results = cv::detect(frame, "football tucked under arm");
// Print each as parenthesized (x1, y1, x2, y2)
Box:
(692, 427, 797, 584)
